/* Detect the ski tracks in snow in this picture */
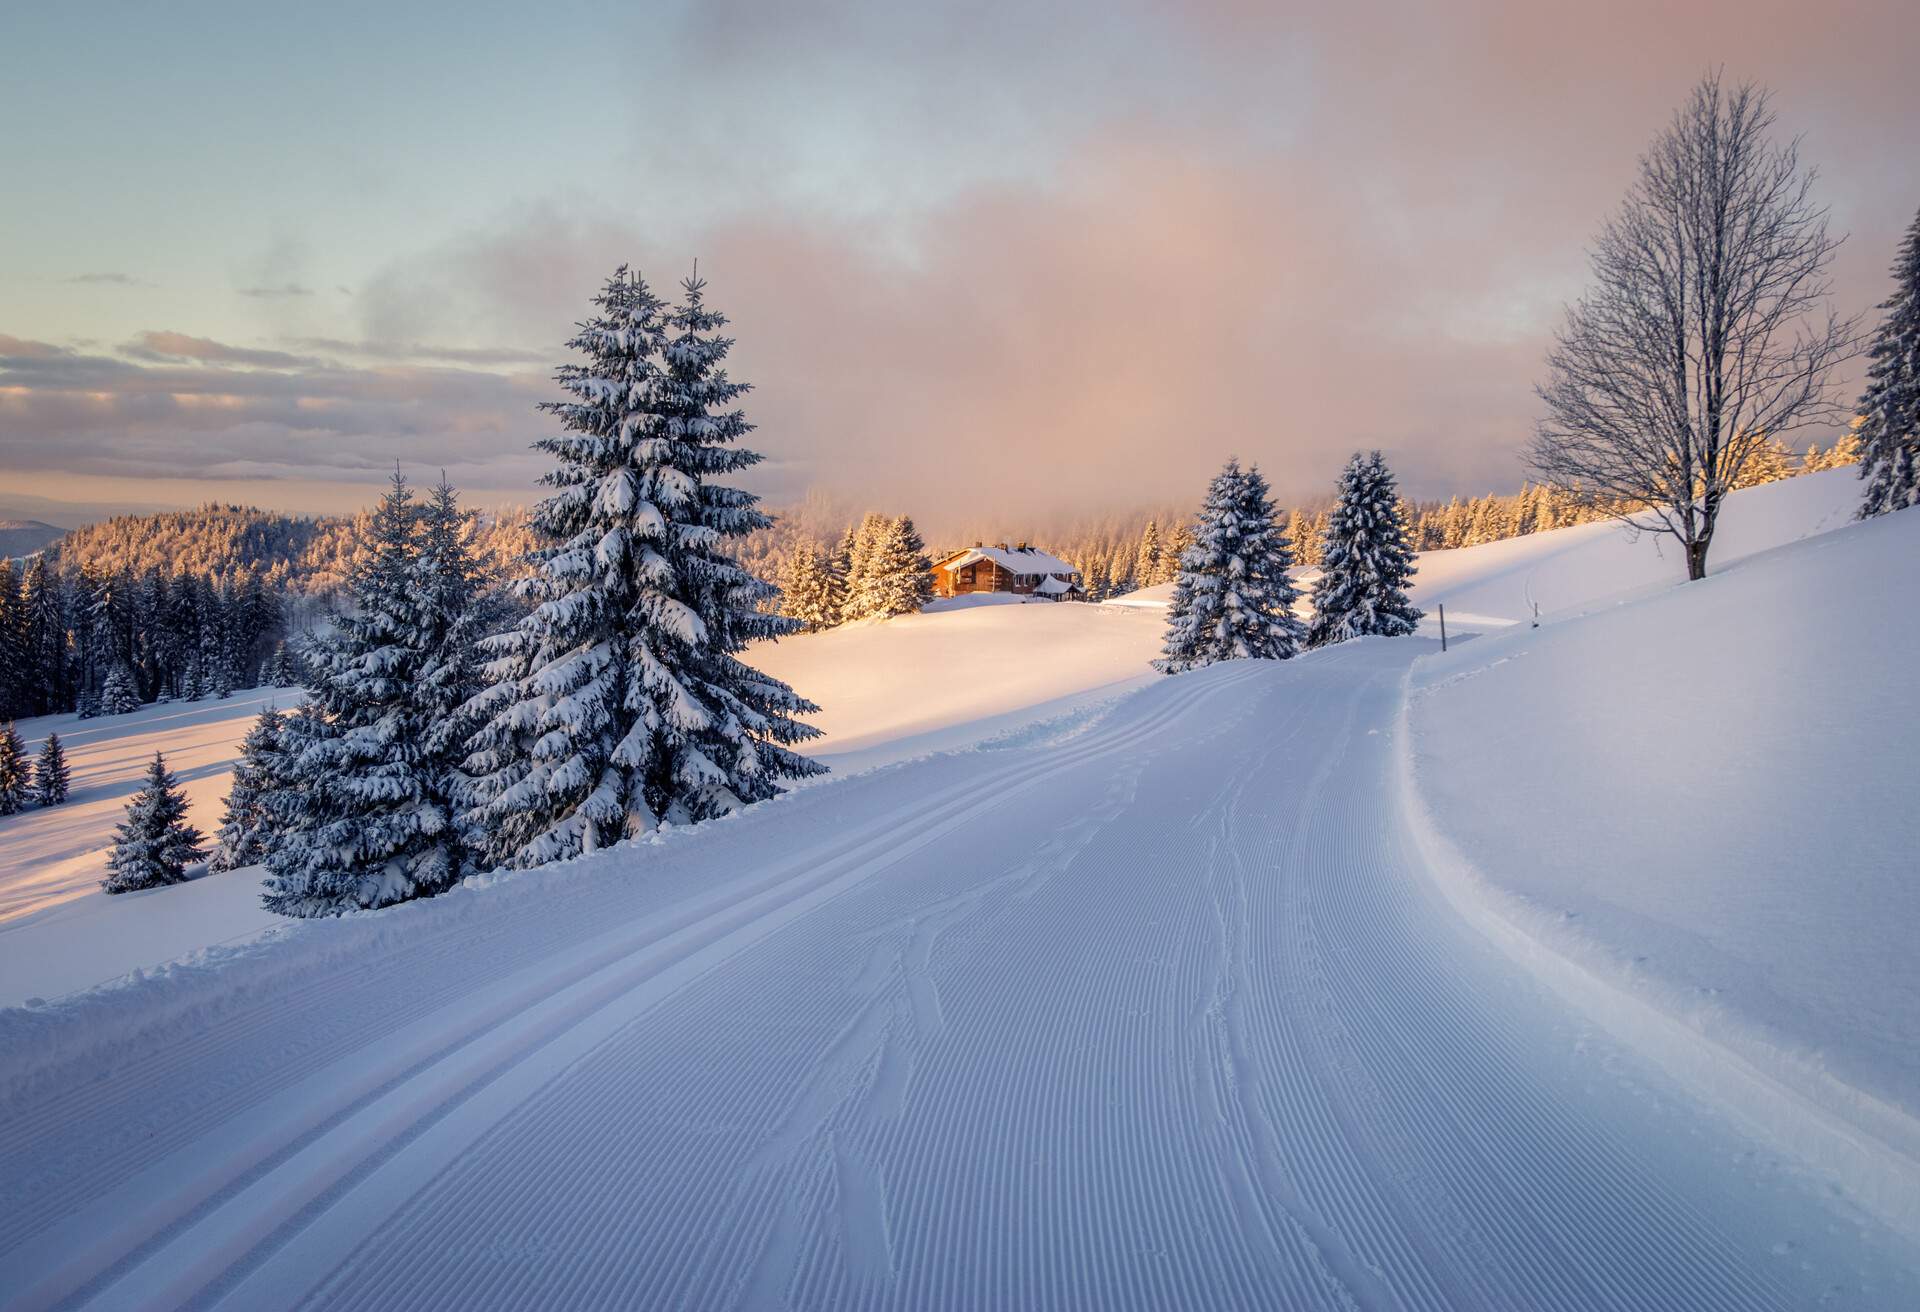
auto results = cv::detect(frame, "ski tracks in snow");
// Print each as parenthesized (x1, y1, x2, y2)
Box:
(1, 650, 1913, 1309)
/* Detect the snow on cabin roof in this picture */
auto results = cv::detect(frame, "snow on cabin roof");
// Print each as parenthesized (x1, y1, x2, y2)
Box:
(939, 545, 1078, 577)
(1034, 574, 1080, 595)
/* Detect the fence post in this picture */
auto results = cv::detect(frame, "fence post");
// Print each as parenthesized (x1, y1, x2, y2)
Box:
(1438, 603, 1447, 652)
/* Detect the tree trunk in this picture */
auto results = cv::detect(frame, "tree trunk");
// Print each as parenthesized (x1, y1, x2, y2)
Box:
(1684, 538, 1710, 581)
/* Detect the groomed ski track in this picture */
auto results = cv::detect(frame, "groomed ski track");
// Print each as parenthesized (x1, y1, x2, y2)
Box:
(1, 642, 1910, 1310)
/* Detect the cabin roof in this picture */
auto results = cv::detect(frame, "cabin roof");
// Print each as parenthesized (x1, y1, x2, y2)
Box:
(938, 545, 1078, 577)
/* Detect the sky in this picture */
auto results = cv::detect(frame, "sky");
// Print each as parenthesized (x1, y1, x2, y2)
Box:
(2, 0, 1916, 533)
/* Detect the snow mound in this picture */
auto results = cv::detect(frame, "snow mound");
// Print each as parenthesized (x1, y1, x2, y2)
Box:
(1403, 504, 1920, 1234)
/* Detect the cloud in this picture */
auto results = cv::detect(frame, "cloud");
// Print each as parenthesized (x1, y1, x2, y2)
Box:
(119, 331, 316, 369)
(0, 334, 73, 360)
(63, 272, 148, 287)
(0, 338, 549, 490)
(237, 283, 314, 298)
(286, 336, 556, 367)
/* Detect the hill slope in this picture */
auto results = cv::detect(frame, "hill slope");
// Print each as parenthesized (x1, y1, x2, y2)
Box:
(1406, 505, 1920, 1221)
(0, 519, 65, 557)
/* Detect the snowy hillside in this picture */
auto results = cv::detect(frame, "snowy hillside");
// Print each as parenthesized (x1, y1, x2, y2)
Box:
(1405, 505, 1920, 1222)
(0, 689, 301, 1005)
(1111, 467, 1863, 632)
(747, 595, 1165, 772)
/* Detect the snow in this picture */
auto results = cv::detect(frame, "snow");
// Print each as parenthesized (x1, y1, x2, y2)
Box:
(1106, 468, 1863, 630)
(746, 597, 1165, 773)
(1404, 505, 1920, 1230)
(0, 689, 301, 1006)
(4, 643, 1914, 1308)
(1407, 467, 1863, 629)
(2, 474, 1916, 1304)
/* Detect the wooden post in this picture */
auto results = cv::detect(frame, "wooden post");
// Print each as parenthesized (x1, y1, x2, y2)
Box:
(1438, 603, 1447, 652)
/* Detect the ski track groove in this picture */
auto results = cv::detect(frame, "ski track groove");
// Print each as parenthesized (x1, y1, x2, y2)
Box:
(3, 649, 1909, 1309)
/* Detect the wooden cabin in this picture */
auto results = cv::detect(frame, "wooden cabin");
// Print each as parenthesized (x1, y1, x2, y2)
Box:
(932, 542, 1085, 600)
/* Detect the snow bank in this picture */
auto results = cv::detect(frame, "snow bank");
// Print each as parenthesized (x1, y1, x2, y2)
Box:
(1401, 506, 1920, 1236)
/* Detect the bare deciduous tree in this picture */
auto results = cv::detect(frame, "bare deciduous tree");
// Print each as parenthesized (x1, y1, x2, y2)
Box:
(1529, 73, 1857, 580)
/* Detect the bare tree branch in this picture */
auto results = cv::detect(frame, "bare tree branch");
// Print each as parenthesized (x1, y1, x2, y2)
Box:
(1528, 72, 1859, 579)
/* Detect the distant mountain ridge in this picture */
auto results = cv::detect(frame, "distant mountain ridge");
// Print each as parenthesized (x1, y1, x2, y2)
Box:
(0, 519, 66, 558)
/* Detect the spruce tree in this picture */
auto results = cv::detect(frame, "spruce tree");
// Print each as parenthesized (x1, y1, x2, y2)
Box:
(1308, 451, 1423, 647)
(1858, 206, 1920, 518)
(0, 723, 26, 815)
(102, 752, 205, 892)
(780, 548, 840, 632)
(465, 267, 823, 870)
(0, 562, 23, 722)
(1134, 520, 1162, 591)
(263, 470, 463, 916)
(872, 516, 934, 618)
(99, 665, 141, 716)
(32, 732, 71, 807)
(210, 705, 284, 871)
(265, 640, 300, 687)
(1155, 459, 1305, 673)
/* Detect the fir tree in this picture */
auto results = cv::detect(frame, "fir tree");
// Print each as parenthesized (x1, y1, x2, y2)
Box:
(780, 548, 841, 632)
(465, 267, 824, 870)
(265, 640, 300, 687)
(263, 470, 464, 916)
(99, 665, 141, 716)
(32, 732, 71, 807)
(1858, 206, 1920, 518)
(102, 752, 205, 892)
(871, 516, 934, 618)
(1308, 451, 1423, 647)
(1134, 520, 1163, 591)
(210, 706, 284, 871)
(1155, 459, 1305, 673)
(0, 562, 23, 722)
(0, 723, 26, 815)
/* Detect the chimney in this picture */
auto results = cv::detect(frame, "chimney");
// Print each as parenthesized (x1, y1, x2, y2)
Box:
(1016, 540, 1028, 551)
(974, 540, 983, 548)
(996, 541, 1010, 551)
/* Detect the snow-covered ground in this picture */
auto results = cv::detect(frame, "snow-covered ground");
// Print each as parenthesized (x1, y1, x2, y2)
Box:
(1405, 503, 1920, 1231)
(0, 689, 301, 1006)
(3, 472, 1915, 1308)
(6, 644, 1915, 1309)
(747, 594, 1164, 773)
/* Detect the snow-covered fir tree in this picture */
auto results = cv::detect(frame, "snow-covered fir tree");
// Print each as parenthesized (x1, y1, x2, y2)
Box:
(263, 470, 470, 916)
(464, 267, 824, 869)
(871, 516, 935, 618)
(265, 640, 300, 687)
(409, 475, 493, 875)
(0, 723, 26, 815)
(101, 752, 205, 893)
(1134, 520, 1163, 591)
(1858, 206, 1920, 518)
(209, 705, 284, 872)
(99, 665, 141, 716)
(33, 732, 71, 807)
(779, 548, 841, 632)
(1308, 450, 1423, 647)
(1155, 459, 1305, 673)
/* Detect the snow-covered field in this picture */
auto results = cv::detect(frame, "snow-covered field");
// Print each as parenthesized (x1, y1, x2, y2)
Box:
(0, 689, 301, 1006)
(3, 472, 1916, 1308)
(1405, 502, 1920, 1231)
